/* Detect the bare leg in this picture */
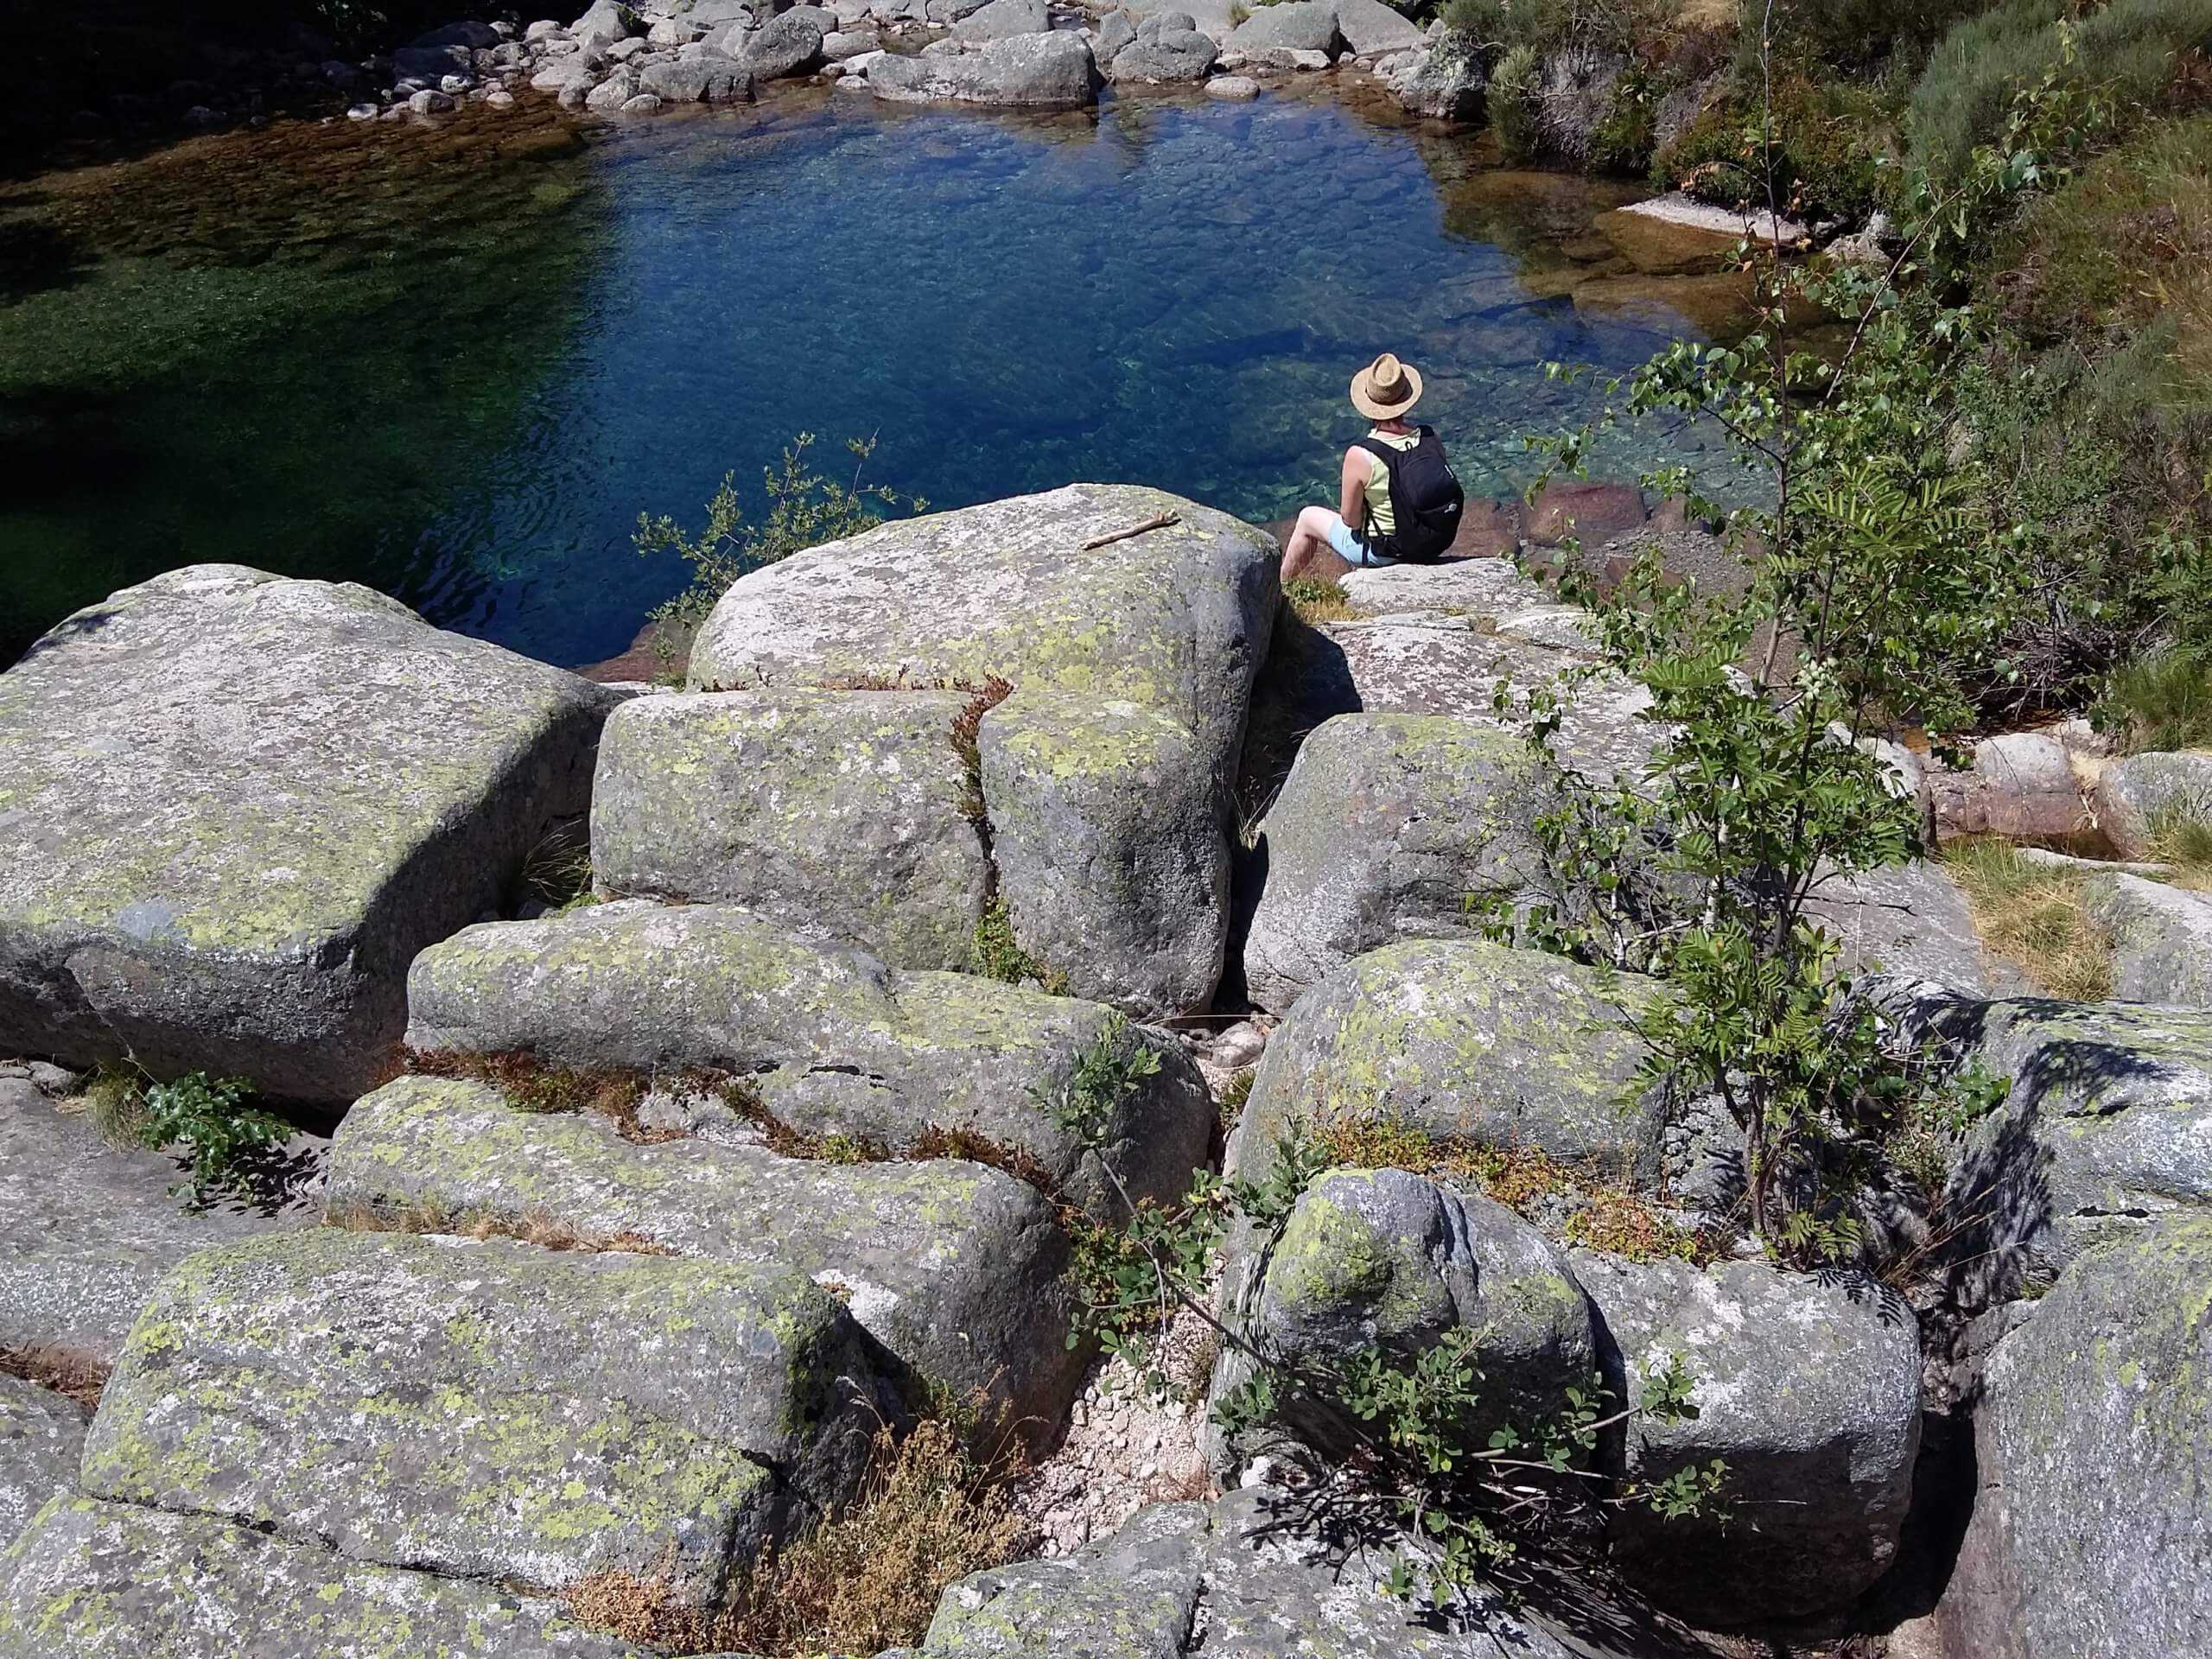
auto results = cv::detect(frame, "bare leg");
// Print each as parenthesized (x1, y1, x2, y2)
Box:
(1281, 505, 1356, 586)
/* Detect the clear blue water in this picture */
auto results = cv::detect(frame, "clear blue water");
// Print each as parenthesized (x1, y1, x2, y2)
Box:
(1, 87, 1730, 668)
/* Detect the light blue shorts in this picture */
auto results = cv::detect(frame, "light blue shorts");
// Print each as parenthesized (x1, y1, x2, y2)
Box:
(1319, 512, 1398, 568)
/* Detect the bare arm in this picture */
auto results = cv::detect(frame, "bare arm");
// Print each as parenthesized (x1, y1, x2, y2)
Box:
(1338, 446, 1368, 531)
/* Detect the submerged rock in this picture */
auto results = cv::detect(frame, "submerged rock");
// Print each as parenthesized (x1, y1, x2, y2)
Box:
(0, 1497, 650, 1656)
(1572, 1251, 1922, 1626)
(81, 1229, 896, 1603)
(404, 900, 1213, 1215)
(1230, 938, 1667, 1181)
(324, 1074, 1085, 1419)
(1938, 1216, 2212, 1657)
(0, 1376, 84, 1554)
(0, 566, 612, 1102)
(591, 688, 991, 971)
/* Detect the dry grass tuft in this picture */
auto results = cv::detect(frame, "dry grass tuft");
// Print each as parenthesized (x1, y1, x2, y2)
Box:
(1313, 1116, 1724, 1265)
(325, 1200, 676, 1256)
(0, 1343, 110, 1414)
(77, 1063, 152, 1150)
(1943, 838, 2119, 999)
(909, 1123, 1060, 1198)
(2148, 809, 2212, 891)
(568, 1415, 1030, 1656)
(402, 1049, 680, 1144)
(1283, 577, 1357, 626)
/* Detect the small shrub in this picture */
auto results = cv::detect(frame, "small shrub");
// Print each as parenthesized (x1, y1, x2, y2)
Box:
(569, 1414, 1029, 1656)
(2101, 647, 2212, 753)
(1490, 43, 1548, 161)
(1217, 1065, 1256, 1136)
(634, 434, 922, 668)
(130, 1071, 291, 1204)
(973, 899, 1067, 994)
(1942, 838, 2118, 998)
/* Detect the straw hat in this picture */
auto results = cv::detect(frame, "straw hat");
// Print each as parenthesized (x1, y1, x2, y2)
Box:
(1350, 352, 1423, 421)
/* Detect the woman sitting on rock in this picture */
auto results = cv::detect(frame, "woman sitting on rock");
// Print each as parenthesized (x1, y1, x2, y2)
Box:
(1278, 352, 1463, 585)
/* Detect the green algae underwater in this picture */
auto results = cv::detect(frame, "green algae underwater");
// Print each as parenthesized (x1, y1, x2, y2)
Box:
(0, 86, 1743, 671)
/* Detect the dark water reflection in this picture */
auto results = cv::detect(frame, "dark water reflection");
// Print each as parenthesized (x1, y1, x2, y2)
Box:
(1, 87, 1737, 669)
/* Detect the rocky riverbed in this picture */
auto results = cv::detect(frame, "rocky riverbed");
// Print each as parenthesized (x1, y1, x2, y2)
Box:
(3, 482, 2208, 1656)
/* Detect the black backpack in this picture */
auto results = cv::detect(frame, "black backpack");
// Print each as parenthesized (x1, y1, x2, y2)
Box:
(1356, 426, 1464, 564)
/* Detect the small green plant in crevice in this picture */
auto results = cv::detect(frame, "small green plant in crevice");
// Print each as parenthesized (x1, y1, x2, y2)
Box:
(973, 899, 1068, 995)
(1942, 838, 2118, 999)
(1217, 1065, 1256, 1138)
(948, 673, 1014, 831)
(633, 433, 924, 670)
(1042, 1046, 1723, 1605)
(128, 1071, 293, 1205)
(520, 824, 599, 916)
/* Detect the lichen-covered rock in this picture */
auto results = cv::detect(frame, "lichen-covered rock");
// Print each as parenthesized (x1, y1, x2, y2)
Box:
(80, 1229, 896, 1604)
(950, 0, 1049, 40)
(2081, 870, 2212, 1007)
(1384, 41, 1484, 120)
(1936, 1216, 2212, 1658)
(1804, 859, 2005, 995)
(864, 29, 1102, 105)
(1241, 715, 1552, 1013)
(591, 689, 991, 971)
(1948, 999, 2212, 1296)
(688, 486, 1274, 792)
(1230, 938, 1666, 1183)
(0, 566, 612, 1102)
(921, 1486, 1583, 1656)
(404, 901, 1212, 1215)
(0, 1079, 312, 1365)
(1570, 1251, 1922, 1625)
(0, 1496, 649, 1657)
(1107, 22, 1217, 82)
(2092, 747, 2212, 858)
(979, 690, 1228, 1014)
(637, 49, 753, 99)
(735, 3, 825, 74)
(1220, 1169, 1594, 1459)
(323, 1075, 1084, 1420)
(0, 1379, 83, 1554)
(1226, 0, 1338, 54)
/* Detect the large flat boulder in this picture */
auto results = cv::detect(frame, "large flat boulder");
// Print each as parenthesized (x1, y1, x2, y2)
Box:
(0, 1078, 313, 1365)
(687, 486, 1275, 794)
(1937, 1216, 2212, 1657)
(0, 1497, 648, 1657)
(1804, 860, 2005, 995)
(864, 30, 1102, 106)
(0, 1378, 83, 1554)
(1571, 1251, 1922, 1626)
(1333, 0, 1421, 53)
(404, 901, 1213, 1215)
(324, 1074, 1084, 1419)
(591, 688, 991, 971)
(80, 1229, 896, 1605)
(950, 0, 1049, 38)
(1226, 0, 1338, 54)
(979, 690, 1229, 1014)
(1333, 556, 1547, 619)
(1948, 999, 2212, 1297)
(0, 567, 612, 1102)
(1229, 938, 1668, 1185)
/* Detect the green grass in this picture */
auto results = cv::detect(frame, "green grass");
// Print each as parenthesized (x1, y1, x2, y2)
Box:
(2102, 647, 2212, 753)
